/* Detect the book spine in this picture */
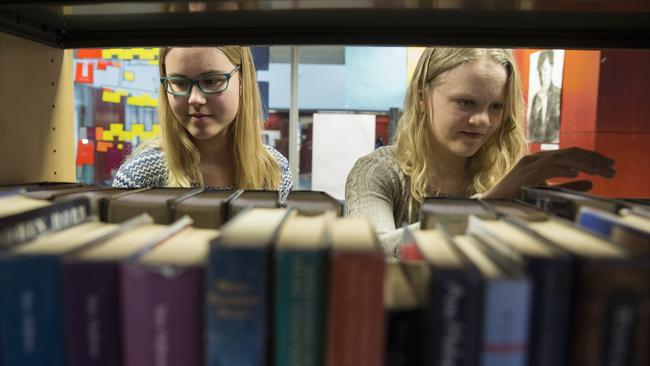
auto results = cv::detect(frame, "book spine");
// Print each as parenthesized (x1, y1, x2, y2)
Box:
(120, 263, 204, 366)
(205, 245, 272, 366)
(275, 249, 327, 366)
(61, 261, 120, 366)
(611, 225, 650, 254)
(525, 258, 572, 366)
(0, 256, 64, 366)
(480, 279, 532, 366)
(577, 211, 614, 237)
(385, 308, 425, 366)
(570, 262, 650, 366)
(0, 197, 90, 248)
(325, 251, 385, 366)
(426, 269, 482, 366)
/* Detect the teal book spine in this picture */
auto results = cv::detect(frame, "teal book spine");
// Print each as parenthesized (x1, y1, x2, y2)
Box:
(0, 256, 64, 366)
(275, 249, 327, 366)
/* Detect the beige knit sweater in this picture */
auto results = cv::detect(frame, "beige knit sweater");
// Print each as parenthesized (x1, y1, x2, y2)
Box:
(345, 145, 421, 257)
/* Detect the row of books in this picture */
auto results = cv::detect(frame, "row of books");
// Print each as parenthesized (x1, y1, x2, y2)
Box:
(1, 191, 383, 366)
(1, 183, 649, 366)
(395, 192, 649, 366)
(0, 183, 342, 249)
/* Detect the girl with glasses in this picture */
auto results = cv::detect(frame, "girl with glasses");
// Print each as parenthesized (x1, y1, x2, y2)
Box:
(345, 48, 616, 256)
(113, 47, 292, 200)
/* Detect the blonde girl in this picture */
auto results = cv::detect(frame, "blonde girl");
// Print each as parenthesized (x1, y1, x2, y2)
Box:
(345, 48, 614, 256)
(114, 46, 292, 200)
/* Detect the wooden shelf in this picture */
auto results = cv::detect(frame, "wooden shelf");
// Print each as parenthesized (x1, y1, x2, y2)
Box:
(0, 1, 649, 48)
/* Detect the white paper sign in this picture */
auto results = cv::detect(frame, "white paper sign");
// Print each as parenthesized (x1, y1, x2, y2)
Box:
(312, 113, 376, 200)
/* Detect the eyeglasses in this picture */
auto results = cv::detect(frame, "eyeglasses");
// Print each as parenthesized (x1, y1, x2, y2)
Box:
(160, 65, 240, 96)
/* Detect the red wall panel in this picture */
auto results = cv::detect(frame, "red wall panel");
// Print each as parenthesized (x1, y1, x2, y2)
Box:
(559, 50, 601, 133)
(593, 133, 650, 197)
(597, 50, 650, 133)
(515, 49, 649, 197)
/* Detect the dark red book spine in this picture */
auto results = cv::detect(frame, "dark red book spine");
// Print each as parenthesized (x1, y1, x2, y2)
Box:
(326, 251, 385, 366)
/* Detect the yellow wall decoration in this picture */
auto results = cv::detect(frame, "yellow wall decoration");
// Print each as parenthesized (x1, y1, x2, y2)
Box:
(101, 89, 129, 104)
(101, 48, 159, 60)
(126, 93, 158, 107)
(107, 123, 161, 143)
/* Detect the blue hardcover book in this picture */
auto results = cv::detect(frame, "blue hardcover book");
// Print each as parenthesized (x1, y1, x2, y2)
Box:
(0, 221, 116, 366)
(577, 206, 618, 237)
(481, 279, 531, 366)
(468, 216, 572, 366)
(205, 208, 291, 366)
(578, 206, 650, 254)
(453, 235, 532, 366)
(274, 214, 330, 366)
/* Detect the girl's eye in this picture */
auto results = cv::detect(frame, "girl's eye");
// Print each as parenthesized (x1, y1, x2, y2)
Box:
(490, 103, 504, 112)
(203, 76, 226, 85)
(456, 100, 473, 107)
(171, 80, 189, 88)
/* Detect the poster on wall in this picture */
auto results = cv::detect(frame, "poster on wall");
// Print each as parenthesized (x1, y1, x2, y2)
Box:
(311, 113, 375, 200)
(527, 49, 565, 147)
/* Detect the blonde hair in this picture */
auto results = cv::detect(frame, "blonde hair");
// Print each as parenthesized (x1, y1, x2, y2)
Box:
(395, 48, 527, 205)
(156, 46, 280, 188)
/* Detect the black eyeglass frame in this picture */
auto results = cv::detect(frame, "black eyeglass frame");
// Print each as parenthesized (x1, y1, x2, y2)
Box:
(160, 65, 241, 96)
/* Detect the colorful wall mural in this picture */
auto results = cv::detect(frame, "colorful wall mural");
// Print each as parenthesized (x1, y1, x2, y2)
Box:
(74, 48, 161, 185)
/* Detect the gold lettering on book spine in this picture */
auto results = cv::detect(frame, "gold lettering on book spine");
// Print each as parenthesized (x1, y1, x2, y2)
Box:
(208, 280, 259, 321)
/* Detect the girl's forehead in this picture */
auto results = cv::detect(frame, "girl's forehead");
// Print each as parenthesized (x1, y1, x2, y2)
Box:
(165, 47, 234, 73)
(434, 59, 507, 90)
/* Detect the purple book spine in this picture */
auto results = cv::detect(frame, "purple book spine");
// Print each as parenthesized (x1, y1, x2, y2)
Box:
(62, 261, 121, 366)
(120, 262, 204, 366)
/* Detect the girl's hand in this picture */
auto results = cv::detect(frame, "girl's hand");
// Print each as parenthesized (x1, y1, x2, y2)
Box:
(482, 147, 616, 199)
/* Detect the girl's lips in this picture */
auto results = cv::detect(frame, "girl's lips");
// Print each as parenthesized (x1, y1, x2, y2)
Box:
(190, 114, 213, 122)
(461, 131, 483, 139)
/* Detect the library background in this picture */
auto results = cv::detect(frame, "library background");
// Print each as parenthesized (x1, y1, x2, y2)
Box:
(72, 45, 650, 199)
(1, 1, 649, 366)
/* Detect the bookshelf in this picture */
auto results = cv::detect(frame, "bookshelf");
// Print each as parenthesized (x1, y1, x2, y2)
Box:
(1, 4, 649, 364)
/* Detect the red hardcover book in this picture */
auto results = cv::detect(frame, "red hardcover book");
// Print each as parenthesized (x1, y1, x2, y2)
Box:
(325, 217, 385, 366)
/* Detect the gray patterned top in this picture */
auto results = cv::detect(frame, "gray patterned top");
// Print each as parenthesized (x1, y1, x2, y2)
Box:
(112, 145, 293, 202)
(345, 145, 420, 257)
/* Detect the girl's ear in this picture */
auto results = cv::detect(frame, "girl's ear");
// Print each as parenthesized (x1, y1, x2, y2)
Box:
(418, 90, 426, 110)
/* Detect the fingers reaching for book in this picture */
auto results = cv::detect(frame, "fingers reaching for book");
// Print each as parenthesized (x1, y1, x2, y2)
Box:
(483, 147, 616, 199)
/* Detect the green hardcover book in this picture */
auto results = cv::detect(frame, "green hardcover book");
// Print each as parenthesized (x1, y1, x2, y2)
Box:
(274, 213, 331, 366)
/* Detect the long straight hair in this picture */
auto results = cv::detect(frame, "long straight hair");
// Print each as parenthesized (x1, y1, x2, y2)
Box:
(395, 48, 527, 207)
(157, 46, 280, 188)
